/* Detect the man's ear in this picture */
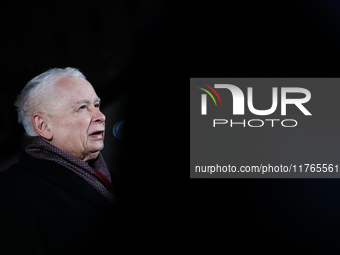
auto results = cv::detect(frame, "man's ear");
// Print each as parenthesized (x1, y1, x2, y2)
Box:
(32, 113, 53, 140)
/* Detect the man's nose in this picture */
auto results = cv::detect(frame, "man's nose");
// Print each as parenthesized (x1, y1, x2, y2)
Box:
(93, 108, 106, 123)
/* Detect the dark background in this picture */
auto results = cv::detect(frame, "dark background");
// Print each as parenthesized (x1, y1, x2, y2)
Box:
(0, 0, 187, 249)
(2, 0, 340, 252)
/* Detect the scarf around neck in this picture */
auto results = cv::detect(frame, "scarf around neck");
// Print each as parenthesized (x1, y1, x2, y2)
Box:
(21, 134, 117, 204)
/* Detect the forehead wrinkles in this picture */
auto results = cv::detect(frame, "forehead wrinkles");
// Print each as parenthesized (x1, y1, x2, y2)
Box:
(52, 77, 97, 108)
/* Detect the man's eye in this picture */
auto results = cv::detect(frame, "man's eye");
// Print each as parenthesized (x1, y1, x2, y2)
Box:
(79, 105, 87, 110)
(95, 103, 100, 108)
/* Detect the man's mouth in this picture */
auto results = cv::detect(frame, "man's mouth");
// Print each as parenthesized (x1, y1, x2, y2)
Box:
(89, 131, 104, 139)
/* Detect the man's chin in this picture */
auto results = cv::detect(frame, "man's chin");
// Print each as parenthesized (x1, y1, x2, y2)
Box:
(89, 141, 104, 151)
(83, 151, 100, 162)
(83, 143, 104, 162)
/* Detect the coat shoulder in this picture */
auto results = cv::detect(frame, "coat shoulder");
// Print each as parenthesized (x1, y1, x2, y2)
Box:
(0, 162, 27, 191)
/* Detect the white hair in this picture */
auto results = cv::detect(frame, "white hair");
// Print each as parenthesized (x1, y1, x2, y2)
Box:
(15, 67, 86, 135)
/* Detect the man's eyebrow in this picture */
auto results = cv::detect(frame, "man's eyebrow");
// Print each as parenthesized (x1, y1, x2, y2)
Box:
(74, 97, 101, 106)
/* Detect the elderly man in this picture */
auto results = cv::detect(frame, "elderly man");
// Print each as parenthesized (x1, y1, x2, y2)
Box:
(0, 67, 119, 254)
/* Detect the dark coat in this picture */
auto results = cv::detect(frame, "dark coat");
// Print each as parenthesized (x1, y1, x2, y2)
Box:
(0, 150, 121, 255)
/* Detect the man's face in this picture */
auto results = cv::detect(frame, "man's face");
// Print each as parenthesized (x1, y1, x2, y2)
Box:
(46, 77, 106, 162)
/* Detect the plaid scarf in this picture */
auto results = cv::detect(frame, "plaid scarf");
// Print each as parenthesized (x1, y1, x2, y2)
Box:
(21, 134, 117, 204)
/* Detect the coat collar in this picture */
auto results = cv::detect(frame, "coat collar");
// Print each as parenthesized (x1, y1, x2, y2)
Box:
(21, 134, 117, 204)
